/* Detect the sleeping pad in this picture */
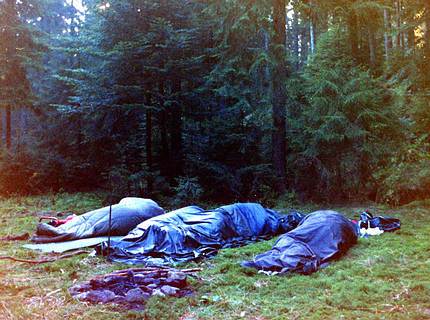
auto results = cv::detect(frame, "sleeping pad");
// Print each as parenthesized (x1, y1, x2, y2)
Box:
(31, 198, 165, 243)
(241, 210, 358, 275)
(97, 203, 305, 265)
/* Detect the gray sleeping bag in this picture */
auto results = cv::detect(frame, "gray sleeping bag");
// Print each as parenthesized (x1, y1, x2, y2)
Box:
(31, 198, 165, 243)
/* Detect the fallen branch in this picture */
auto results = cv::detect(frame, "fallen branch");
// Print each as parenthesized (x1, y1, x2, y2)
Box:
(180, 268, 203, 273)
(0, 250, 88, 264)
(0, 232, 30, 241)
(46, 288, 62, 297)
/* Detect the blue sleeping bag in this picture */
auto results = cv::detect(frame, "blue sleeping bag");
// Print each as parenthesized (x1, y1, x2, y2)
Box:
(241, 210, 358, 275)
(98, 203, 304, 265)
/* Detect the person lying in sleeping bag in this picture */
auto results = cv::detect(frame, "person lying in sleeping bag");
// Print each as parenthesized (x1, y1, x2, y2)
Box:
(241, 210, 358, 275)
(97, 203, 305, 265)
(31, 198, 165, 243)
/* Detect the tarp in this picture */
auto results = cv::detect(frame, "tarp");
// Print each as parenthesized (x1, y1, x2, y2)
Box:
(31, 198, 164, 243)
(97, 203, 304, 265)
(241, 210, 358, 275)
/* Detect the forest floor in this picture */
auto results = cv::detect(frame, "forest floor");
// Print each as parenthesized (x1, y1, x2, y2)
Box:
(0, 193, 429, 320)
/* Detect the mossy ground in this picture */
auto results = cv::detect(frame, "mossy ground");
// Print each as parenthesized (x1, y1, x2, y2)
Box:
(0, 193, 429, 319)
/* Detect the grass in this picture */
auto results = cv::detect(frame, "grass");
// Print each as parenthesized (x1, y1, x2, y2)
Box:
(0, 193, 429, 319)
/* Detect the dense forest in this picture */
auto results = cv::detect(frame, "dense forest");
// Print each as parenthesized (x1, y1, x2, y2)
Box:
(0, 0, 429, 206)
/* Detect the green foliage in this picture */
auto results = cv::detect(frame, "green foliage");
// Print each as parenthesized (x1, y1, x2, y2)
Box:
(0, 0, 39, 107)
(172, 176, 204, 206)
(374, 132, 430, 205)
(1, 0, 430, 206)
(288, 27, 403, 201)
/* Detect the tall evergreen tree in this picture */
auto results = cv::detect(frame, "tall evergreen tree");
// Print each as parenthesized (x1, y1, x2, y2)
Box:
(0, 0, 41, 149)
(271, 0, 288, 193)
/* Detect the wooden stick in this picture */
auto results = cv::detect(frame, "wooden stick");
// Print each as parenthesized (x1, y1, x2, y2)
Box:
(0, 232, 30, 241)
(179, 268, 203, 273)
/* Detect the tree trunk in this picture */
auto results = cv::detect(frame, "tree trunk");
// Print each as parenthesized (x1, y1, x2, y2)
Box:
(15, 107, 21, 152)
(384, 8, 393, 60)
(424, 0, 430, 88)
(399, 0, 405, 49)
(292, 8, 300, 70)
(170, 79, 183, 177)
(348, 11, 360, 63)
(271, 0, 288, 193)
(368, 27, 376, 69)
(4, 0, 14, 151)
(158, 80, 169, 177)
(263, 28, 271, 83)
(259, 28, 271, 95)
(145, 111, 153, 169)
(145, 84, 153, 193)
(300, 20, 309, 66)
(425, 0, 430, 60)
(309, 22, 315, 54)
(0, 109, 2, 147)
(6, 106, 11, 150)
(76, 113, 83, 158)
(309, 0, 316, 54)
(407, 27, 415, 51)
(395, 0, 401, 48)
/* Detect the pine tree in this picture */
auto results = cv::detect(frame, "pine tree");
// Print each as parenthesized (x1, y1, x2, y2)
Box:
(296, 27, 402, 200)
(271, 0, 288, 193)
(0, 0, 41, 149)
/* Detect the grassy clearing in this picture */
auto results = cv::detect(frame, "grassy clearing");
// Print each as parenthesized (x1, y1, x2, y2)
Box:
(0, 193, 429, 320)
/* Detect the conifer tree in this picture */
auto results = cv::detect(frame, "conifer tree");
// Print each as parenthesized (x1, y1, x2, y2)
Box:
(271, 0, 288, 193)
(0, 0, 38, 148)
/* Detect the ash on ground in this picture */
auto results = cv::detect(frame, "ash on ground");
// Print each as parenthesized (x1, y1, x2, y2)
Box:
(69, 267, 196, 310)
